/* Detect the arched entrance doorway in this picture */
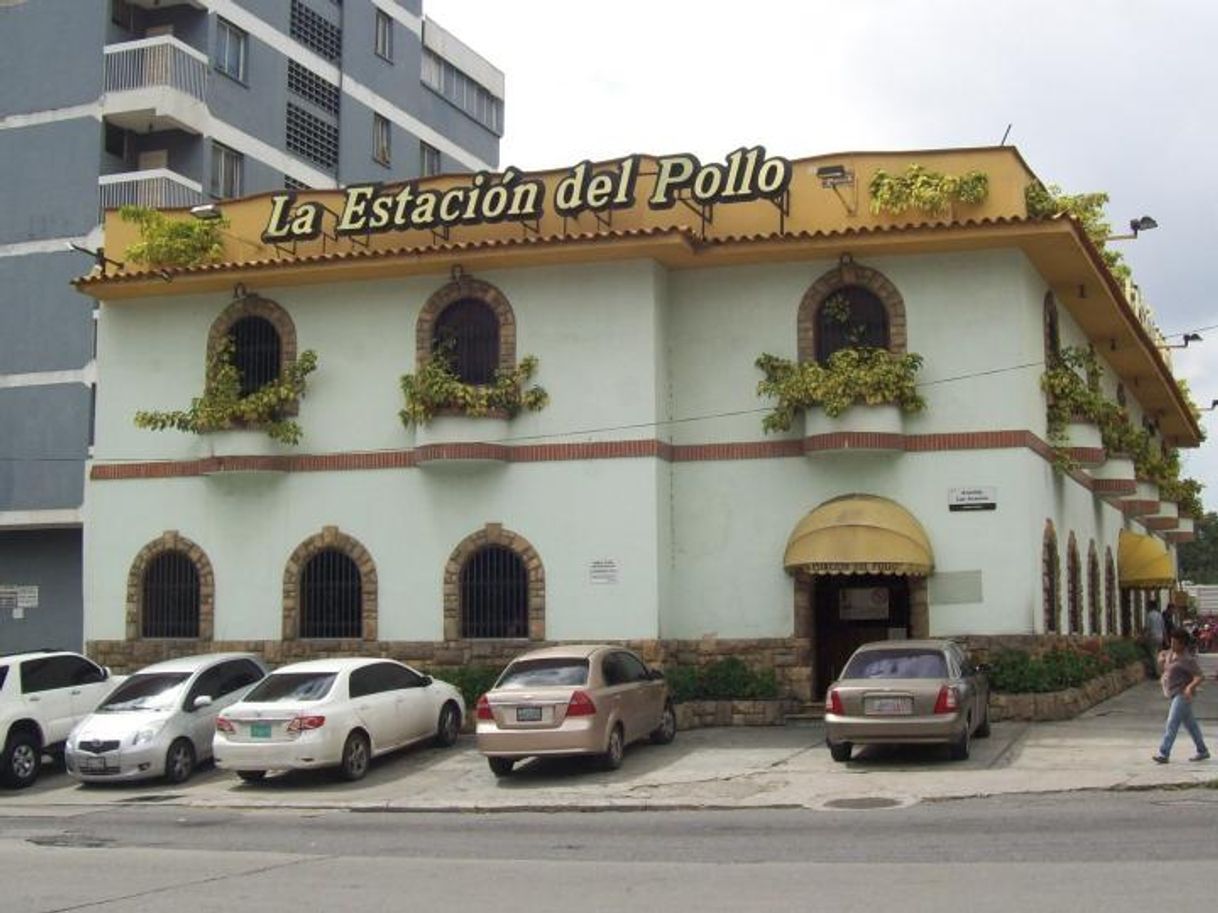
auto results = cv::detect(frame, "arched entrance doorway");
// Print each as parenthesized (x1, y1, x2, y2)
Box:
(784, 494, 934, 697)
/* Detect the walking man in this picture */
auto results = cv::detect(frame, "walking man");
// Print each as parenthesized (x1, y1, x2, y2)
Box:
(1153, 629, 1209, 764)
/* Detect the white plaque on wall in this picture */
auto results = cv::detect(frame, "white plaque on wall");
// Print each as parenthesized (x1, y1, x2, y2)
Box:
(589, 559, 620, 585)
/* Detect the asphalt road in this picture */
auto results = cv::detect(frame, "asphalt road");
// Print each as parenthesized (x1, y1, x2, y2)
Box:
(4, 789, 1218, 912)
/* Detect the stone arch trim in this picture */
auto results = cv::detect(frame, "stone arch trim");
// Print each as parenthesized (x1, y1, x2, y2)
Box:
(282, 526, 377, 641)
(126, 530, 214, 641)
(1042, 520, 1061, 633)
(206, 293, 300, 416)
(443, 523, 544, 641)
(797, 258, 907, 362)
(416, 276, 516, 373)
(1087, 539, 1101, 634)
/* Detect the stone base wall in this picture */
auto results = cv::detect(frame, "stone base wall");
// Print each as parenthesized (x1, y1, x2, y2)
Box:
(955, 633, 1122, 661)
(86, 636, 813, 701)
(988, 662, 1146, 721)
(675, 700, 799, 730)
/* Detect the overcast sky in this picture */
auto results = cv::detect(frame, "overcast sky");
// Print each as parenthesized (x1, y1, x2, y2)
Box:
(427, 0, 1218, 510)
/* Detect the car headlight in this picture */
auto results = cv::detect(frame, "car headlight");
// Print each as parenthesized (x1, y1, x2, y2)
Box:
(132, 723, 165, 746)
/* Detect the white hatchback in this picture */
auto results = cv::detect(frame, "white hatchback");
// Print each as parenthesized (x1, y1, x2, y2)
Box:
(213, 658, 465, 782)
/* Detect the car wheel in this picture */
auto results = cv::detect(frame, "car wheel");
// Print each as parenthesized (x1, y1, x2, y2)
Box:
(975, 703, 992, 739)
(337, 731, 371, 782)
(164, 738, 195, 785)
(2, 730, 42, 789)
(650, 702, 677, 745)
(601, 724, 625, 771)
(236, 770, 266, 783)
(488, 756, 515, 777)
(950, 723, 972, 761)
(828, 740, 852, 763)
(434, 702, 461, 748)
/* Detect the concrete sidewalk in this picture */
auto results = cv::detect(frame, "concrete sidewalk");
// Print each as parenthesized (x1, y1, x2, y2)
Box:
(6, 656, 1216, 813)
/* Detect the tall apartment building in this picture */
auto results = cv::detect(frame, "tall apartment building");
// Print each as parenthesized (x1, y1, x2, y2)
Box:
(0, 0, 504, 652)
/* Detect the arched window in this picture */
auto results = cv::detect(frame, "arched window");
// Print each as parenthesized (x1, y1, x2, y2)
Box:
(460, 545, 528, 638)
(1043, 521, 1061, 633)
(141, 550, 200, 638)
(815, 286, 890, 362)
(230, 315, 282, 395)
(1105, 548, 1117, 635)
(1087, 541, 1101, 634)
(300, 548, 363, 638)
(1044, 292, 1061, 365)
(433, 298, 500, 384)
(1067, 533, 1082, 634)
(1120, 588, 1132, 637)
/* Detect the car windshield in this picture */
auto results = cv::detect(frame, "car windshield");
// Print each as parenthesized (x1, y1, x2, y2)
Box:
(843, 649, 948, 680)
(497, 658, 589, 689)
(99, 672, 191, 711)
(244, 672, 337, 703)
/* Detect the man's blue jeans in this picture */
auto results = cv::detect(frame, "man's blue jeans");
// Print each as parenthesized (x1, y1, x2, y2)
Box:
(1159, 694, 1208, 758)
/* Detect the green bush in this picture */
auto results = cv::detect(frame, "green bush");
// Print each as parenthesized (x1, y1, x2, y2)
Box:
(665, 658, 779, 703)
(425, 665, 504, 709)
(988, 642, 1144, 694)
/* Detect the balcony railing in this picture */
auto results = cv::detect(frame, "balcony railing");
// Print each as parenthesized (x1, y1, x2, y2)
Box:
(99, 169, 206, 211)
(103, 35, 208, 103)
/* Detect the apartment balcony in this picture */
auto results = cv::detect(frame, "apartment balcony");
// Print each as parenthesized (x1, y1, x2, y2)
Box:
(99, 168, 207, 212)
(102, 36, 209, 135)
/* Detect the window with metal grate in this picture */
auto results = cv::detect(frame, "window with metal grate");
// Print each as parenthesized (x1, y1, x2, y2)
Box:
(230, 316, 281, 396)
(289, 0, 342, 61)
(815, 286, 889, 362)
(301, 549, 362, 639)
(287, 103, 340, 171)
(142, 551, 200, 639)
(460, 546, 528, 638)
(433, 298, 499, 385)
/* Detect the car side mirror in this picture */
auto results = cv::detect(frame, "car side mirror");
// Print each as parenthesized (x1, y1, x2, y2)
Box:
(649, 667, 665, 680)
(193, 695, 213, 710)
(420, 675, 433, 687)
(103, 666, 112, 680)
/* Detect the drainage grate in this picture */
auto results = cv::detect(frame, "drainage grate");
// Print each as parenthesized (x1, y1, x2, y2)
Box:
(27, 834, 114, 848)
(119, 794, 183, 803)
(824, 797, 902, 810)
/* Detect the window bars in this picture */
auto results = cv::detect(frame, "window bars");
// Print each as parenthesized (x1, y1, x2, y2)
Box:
(230, 316, 282, 396)
(460, 545, 528, 638)
(300, 548, 362, 638)
(433, 298, 499, 385)
(142, 551, 200, 638)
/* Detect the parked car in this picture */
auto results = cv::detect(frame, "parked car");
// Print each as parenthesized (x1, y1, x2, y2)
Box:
(213, 658, 464, 782)
(0, 649, 121, 788)
(476, 645, 676, 777)
(824, 639, 990, 763)
(65, 653, 267, 784)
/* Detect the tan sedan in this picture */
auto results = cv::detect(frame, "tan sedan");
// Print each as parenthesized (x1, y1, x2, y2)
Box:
(824, 639, 990, 762)
(475, 645, 676, 776)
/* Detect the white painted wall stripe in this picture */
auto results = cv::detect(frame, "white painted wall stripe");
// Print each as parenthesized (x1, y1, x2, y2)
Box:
(373, 0, 423, 37)
(0, 508, 83, 530)
(0, 363, 97, 389)
(0, 101, 100, 130)
(207, 117, 337, 188)
(0, 227, 104, 259)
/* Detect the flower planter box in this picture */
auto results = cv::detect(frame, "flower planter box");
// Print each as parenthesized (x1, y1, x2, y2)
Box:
(1144, 500, 1180, 532)
(1122, 479, 1160, 517)
(1090, 454, 1137, 496)
(1064, 419, 1105, 467)
(196, 429, 293, 474)
(803, 404, 903, 455)
(412, 415, 512, 468)
(987, 661, 1145, 722)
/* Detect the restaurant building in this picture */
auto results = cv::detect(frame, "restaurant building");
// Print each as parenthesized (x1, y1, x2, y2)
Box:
(75, 145, 1203, 701)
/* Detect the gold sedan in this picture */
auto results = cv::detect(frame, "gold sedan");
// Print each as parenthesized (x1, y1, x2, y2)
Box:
(476, 645, 676, 777)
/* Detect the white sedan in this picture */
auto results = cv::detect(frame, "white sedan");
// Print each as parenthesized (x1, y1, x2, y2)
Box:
(213, 658, 464, 782)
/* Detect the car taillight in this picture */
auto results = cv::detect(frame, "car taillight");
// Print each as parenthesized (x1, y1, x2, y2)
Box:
(827, 688, 844, 715)
(566, 690, 597, 716)
(215, 716, 235, 734)
(934, 685, 960, 714)
(285, 715, 326, 733)
(476, 694, 493, 720)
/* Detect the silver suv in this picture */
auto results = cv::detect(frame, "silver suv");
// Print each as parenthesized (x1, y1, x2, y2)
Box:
(0, 650, 118, 788)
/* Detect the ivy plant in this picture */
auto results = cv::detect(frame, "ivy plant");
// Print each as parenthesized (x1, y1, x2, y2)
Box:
(755, 347, 925, 433)
(1024, 183, 1131, 283)
(134, 336, 318, 444)
(869, 165, 989, 218)
(119, 205, 227, 269)
(399, 347, 549, 427)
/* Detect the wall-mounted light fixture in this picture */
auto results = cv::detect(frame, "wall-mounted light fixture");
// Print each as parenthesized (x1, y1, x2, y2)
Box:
(190, 203, 224, 221)
(1104, 215, 1158, 241)
(1205, 399, 1218, 412)
(66, 241, 124, 271)
(814, 164, 857, 215)
(1158, 333, 1203, 350)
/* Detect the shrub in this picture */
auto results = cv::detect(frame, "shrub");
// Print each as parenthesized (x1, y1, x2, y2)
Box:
(425, 665, 504, 709)
(665, 658, 779, 703)
(988, 642, 1144, 694)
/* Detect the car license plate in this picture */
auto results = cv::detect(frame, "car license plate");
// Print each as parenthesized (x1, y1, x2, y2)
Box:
(516, 706, 542, 722)
(80, 756, 109, 773)
(250, 722, 272, 738)
(865, 696, 912, 716)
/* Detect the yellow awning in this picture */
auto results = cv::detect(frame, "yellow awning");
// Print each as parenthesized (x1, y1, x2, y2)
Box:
(1118, 530, 1175, 589)
(783, 494, 934, 576)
